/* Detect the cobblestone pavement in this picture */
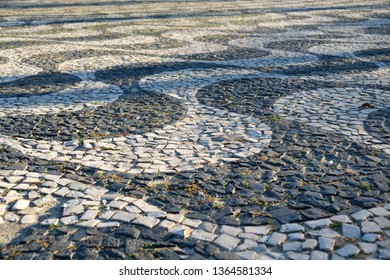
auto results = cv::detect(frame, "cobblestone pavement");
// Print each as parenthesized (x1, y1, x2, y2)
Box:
(0, 0, 389, 260)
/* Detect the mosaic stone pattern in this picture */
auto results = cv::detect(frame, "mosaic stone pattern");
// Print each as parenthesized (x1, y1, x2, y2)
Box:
(0, 0, 389, 260)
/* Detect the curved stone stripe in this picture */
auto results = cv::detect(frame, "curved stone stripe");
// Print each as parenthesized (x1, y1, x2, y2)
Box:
(0, 68, 272, 174)
(0, 81, 122, 117)
(0, 62, 42, 83)
(273, 87, 390, 154)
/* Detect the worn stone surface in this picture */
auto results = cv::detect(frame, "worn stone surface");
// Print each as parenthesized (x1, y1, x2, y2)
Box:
(335, 245, 361, 257)
(267, 232, 287, 246)
(0, 0, 389, 260)
(318, 237, 335, 252)
(214, 234, 241, 251)
(342, 224, 361, 239)
(358, 242, 378, 254)
(310, 251, 329, 260)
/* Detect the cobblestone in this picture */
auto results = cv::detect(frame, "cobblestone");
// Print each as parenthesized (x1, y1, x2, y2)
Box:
(0, 0, 389, 260)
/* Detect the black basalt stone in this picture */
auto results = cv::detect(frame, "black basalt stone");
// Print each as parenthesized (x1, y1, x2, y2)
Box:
(73, 247, 99, 260)
(268, 207, 302, 224)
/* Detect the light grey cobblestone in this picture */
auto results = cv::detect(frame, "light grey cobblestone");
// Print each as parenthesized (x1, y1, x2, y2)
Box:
(0, 0, 389, 260)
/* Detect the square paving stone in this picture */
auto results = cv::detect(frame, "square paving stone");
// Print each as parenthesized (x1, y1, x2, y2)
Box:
(342, 224, 361, 239)
(157, 220, 176, 230)
(244, 226, 271, 235)
(77, 219, 101, 228)
(352, 210, 373, 221)
(99, 210, 117, 220)
(358, 242, 378, 254)
(236, 250, 259, 260)
(166, 213, 185, 223)
(362, 221, 382, 233)
(125, 205, 142, 214)
(97, 222, 121, 228)
(282, 241, 302, 252)
(235, 239, 258, 251)
(220, 225, 243, 236)
(60, 216, 79, 225)
(41, 218, 59, 226)
(285, 252, 310, 260)
(107, 200, 128, 210)
(20, 215, 37, 224)
(373, 217, 390, 228)
(170, 225, 192, 238)
(190, 229, 218, 242)
(198, 222, 218, 233)
(368, 207, 390, 216)
(214, 234, 241, 251)
(302, 239, 318, 250)
(335, 245, 360, 257)
(280, 223, 305, 233)
(111, 211, 139, 222)
(266, 232, 287, 246)
(310, 250, 329, 260)
(304, 219, 332, 229)
(80, 210, 99, 221)
(182, 218, 202, 228)
(63, 204, 84, 216)
(318, 237, 335, 252)
(12, 199, 30, 210)
(132, 216, 160, 228)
